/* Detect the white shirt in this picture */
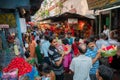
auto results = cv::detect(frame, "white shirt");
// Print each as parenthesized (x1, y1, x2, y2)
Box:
(41, 40, 50, 57)
(35, 35, 40, 41)
(103, 29, 110, 38)
(108, 39, 120, 46)
(70, 55, 92, 80)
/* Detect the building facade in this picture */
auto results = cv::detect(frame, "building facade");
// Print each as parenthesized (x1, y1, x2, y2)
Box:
(34, 0, 94, 21)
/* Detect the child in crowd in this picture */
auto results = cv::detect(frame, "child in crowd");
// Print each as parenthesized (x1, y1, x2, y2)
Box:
(38, 63, 55, 80)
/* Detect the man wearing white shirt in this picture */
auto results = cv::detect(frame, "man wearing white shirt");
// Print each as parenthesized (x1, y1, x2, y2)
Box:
(70, 44, 101, 80)
(103, 25, 110, 39)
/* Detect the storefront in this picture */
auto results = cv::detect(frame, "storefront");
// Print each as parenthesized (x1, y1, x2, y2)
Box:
(40, 12, 94, 38)
(87, 0, 120, 34)
(0, 0, 30, 67)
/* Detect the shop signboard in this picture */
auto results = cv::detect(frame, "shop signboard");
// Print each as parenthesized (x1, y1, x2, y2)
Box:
(68, 18, 78, 24)
(87, 0, 120, 10)
(87, 0, 109, 9)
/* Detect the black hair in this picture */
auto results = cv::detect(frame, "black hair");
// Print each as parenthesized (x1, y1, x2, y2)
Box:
(62, 38, 69, 45)
(49, 36, 55, 43)
(98, 65, 113, 80)
(104, 25, 108, 28)
(99, 33, 107, 39)
(24, 50, 30, 58)
(36, 40, 40, 44)
(85, 38, 94, 45)
(78, 44, 87, 54)
(44, 35, 50, 41)
(38, 63, 51, 74)
(74, 37, 79, 42)
(89, 35, 95, 40)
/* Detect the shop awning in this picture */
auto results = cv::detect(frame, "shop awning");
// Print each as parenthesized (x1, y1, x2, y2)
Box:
(40, 12, 94, 22)
(0, 24, 9, 28)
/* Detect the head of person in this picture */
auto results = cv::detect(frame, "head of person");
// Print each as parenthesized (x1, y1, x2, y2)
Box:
(67, 32, 72, 38)
(74, 37, 79, 44)
(86, 38, 95, 50)
(49, 36, 57, 46)
(103, 25, 108, 30)
(89, 35, 96, 42)
(44, 35, 50, 41)
(99, 33, 107, 40)
(110, 31, 116, 39)
(36, 40, 40, 45)
(98, 65, 113, 80)
(62, 38, 69, 45)
(94, 35, 99, 41)
(78, 44, 87, 55)
(38, 63, 51, 75)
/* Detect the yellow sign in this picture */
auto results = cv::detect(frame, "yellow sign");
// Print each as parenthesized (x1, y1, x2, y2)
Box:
(109, 0, 117, 3)
(0, 13, 16, 27)
(87, 0, 119, 9)
(87, 0, 109, 9)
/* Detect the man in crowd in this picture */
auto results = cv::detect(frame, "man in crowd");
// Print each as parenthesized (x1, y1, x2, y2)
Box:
(85, 39, 100, 80)
(41, 35, 50, 65)
(48, 37, 65, 80)
(70, 44, 101, 80)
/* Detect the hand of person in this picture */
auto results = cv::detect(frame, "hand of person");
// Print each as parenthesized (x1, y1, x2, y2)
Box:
(96, 50, 101, 59)
(61, 51, 66, 57)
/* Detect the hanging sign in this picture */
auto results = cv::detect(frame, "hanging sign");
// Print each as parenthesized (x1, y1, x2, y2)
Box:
(68, 18, 78, 24)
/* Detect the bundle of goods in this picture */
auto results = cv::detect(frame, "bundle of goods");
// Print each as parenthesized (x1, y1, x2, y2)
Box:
(2, 68, 18, 80)
(56, 44, 71, 55)
(101, 45, 117, 57)
(2, 57, 32, 79)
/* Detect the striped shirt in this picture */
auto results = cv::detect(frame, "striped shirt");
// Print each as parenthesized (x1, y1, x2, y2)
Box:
(85, 47, 99, 74)
(48, 45, 64, 75)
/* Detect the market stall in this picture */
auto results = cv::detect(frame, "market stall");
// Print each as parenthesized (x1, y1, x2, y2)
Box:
(40, 12, 94, 38)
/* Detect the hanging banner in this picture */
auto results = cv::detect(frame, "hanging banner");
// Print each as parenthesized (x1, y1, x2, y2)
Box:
(19, 18, 27, 33)
(68, 18, 78, 24)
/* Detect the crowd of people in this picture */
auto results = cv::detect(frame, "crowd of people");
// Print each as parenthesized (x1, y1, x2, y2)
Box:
(1, 24, 120, 80)
(19, 24, 120, 80)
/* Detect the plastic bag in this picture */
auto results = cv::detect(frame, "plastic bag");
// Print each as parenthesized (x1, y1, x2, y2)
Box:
(2, 68, 18, 80)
